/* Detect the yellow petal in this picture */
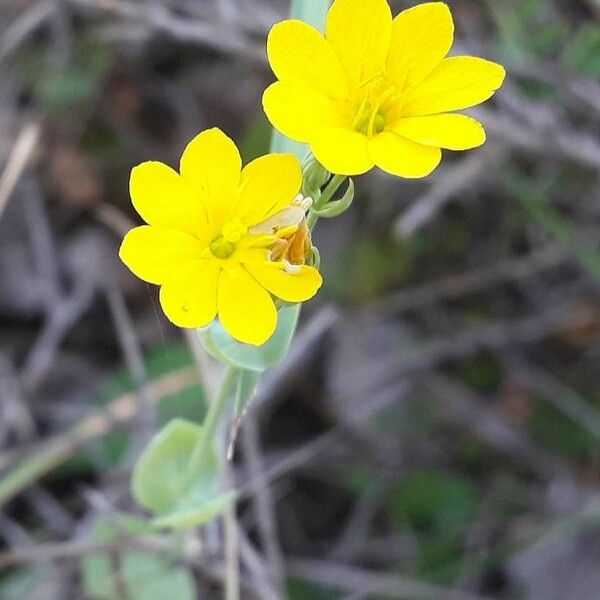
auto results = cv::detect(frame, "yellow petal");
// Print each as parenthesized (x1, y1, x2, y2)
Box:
(235, 153, 301, 226)
(325, 0, 392, 86)
(245, 262, 322, 303)
(401, 57, 506, 117)
(311, 127, 374, 176)
(368, 132, 441, 178)
(130, 162, 208, 238)
(159, 260, 220, 328)
(217, 264, 277, 346)
(179, 128, 241, 227)
(262, 81, 345, 143)
(267, 20, 348, 99)
(249, 203, 305, 235)
(387, 2, 454, 91)
(119, 226, 204, 285)
(390, 114, 486, 150)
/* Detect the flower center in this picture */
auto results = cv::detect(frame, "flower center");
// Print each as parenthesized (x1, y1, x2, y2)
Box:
(209, 218, 248, 259)
(222, 218, 247, 242)
(352, 77, 396, 137)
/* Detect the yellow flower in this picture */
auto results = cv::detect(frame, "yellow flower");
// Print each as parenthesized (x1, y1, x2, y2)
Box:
(119, 128, 323, 346)
(263, 0, 506, 178)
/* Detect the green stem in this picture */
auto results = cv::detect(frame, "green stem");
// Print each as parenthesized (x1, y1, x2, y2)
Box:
(307, 174, 347, 230)
(187, 365, 239, 478)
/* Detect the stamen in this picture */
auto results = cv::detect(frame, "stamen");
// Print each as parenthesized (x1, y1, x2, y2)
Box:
(353, 75, 396, 137)
(352, 95, 371, 132)
(367, 86, 395, 137)
(283, 260, 301, 274)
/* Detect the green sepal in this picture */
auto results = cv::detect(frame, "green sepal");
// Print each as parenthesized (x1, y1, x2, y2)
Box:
(312, 178, 354, 218)
(307, 245, 321, 269)
(196, 303, 301, 373)
(302, 157, 330, 197)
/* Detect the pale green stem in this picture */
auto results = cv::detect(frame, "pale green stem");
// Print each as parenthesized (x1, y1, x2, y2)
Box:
(187, 365, 239, 478)
(307, 174, 347, 230)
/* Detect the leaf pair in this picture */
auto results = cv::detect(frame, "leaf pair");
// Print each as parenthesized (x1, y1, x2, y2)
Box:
(198, 303, 301, 372)
(132, 419, 235, 529)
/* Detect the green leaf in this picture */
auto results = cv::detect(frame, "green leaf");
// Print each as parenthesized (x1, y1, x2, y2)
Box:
(132, 419, 233, 528)
(152, 491, 236, 529)
(390, 470, 478, 535)
(82, 515, 195, 600)
(507, 172, 600, 283)
(0, 571, 39, 600)
(563, 24, 600, 77)
(197, 303, 301, 372)
(132, 419, 216, 514)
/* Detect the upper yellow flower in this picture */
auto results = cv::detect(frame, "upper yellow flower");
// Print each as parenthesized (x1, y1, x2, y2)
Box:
(263, 0, 506, 178)
(119, 128, 322, 346)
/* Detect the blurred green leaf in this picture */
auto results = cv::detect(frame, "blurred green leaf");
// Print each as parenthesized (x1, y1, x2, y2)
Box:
(287, 579, 339, 600)
(197, 304, 301, 372)
(59, 344, 204, 477)
(390, 470, 478, 535)
(507, 172, 600, 282)
(132, 419, 233, 528)
(0, 571, 39, 600)
(528, 403, 597, 461)
(461, 354, 503, 394)
(563, 24, 600, 76)
(327, 237, 414, 302)
(21, 39, 111, 116)
(82, 515, 195, 600)
(390, 471, 480, 583)
(418, 538, 466, 584)
(342, 465, 381, 496)
(490, 0, 567, 65)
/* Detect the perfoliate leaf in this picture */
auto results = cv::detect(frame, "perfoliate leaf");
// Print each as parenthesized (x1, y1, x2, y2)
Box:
(131, 419, 233, 528)
(152, 491, 236, 529)
(197, 303, 301, 372)
(132, 419, 218, 514)
(82, 515, 195, 600)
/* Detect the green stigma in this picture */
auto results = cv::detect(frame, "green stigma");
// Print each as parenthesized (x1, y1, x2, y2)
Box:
(355, 107, 386, 136)
(210, 236, 235, 259)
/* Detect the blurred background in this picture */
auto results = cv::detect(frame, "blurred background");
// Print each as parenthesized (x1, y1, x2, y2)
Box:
(1, 0, 600, 598)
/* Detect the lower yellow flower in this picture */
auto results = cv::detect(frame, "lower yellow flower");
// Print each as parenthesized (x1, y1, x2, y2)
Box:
(119, 128, 323, 346)
(263, 0, 506, 178)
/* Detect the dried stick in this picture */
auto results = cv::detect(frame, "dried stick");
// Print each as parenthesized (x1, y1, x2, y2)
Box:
(0, 122, 40, 219)
(0, 367, 198, 506)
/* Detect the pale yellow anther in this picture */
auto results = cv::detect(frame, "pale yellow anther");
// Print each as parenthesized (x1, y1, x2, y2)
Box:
(283, 260, 301, 274)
